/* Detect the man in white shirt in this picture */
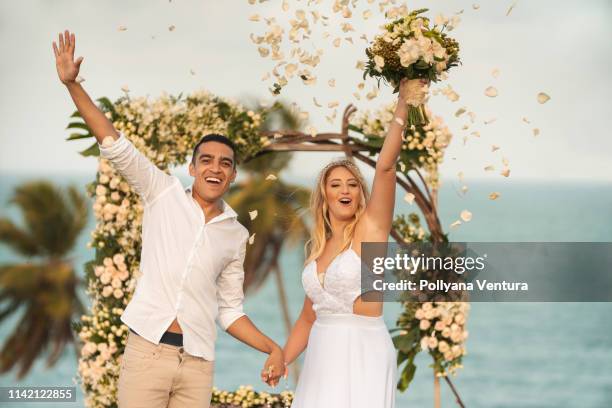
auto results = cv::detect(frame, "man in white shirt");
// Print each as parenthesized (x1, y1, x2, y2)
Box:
(53, 30, 284, 407)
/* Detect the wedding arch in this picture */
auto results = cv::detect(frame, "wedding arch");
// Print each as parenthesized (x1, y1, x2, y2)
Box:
(68, 90, 467, 408)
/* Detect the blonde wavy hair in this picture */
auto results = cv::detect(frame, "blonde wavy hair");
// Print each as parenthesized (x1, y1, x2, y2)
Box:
(304, 158, 370, 265)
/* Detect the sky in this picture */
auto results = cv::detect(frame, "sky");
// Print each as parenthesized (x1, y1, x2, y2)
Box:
(0, 0, 611, 183)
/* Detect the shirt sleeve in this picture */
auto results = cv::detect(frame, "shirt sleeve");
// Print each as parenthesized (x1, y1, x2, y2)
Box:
(98, 133, 175, 205)
(216, 231, 248, 330)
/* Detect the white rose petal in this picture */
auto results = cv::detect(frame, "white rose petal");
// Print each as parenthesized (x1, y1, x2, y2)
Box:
(265, 174, 277, 181)
(460, 210, 472, 222)
(403, 193, 415, 204)
(249, 210, 258, 220)
(537, 92, 551, 104)
(450, 220, 462, 228)
(248, 233, 256, 245)
(485, 86, 498, 97)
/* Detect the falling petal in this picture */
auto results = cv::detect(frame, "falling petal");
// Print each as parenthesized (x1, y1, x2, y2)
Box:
(333, 38, 341, 47)
(404, 193, 415, 204)
(344, 36, 353, 44)
(485, 86, 498, 97)
(455, 107, 467, 117)
(537, 92, 550, 104)
(121, 85, 130, 93)
(118, 25, 127, 32)
(522, 117, 530, 124)
(506, 1, 517, 16)
(460, 210, 472, 222)
(328, 78, 336, 87)
(306, 125, 318, 138)
(484, 117, 497, 125)
(249, 210, 258, 220)
(328, 101, 339, 108)
(458, 171, 464, 181)
(355, 60, 365, 70)
(353, 92, 361, 100)
(282, 0, 289, 11)
(472, 4, 480, 10)
(500, 168, 511, 177)
(248, 233, 256, 245)
(533, 128, 540, 137)
(488, 192, 500, 200)
(357, 82, 365, 90)
(461, 185, 469, 194)
(265, 174, 278, 181)
(168, 25, 176, 31)
(75, 75, 85, 83)
(313, 97, 322, 107)
(450, 220, 462, 228)
(491, 68, 500, 78)
(491, 144, 500, 152)
(502, 157, 509, 166)
(462, 124, 470, 131)
(484, 165, 495, 171)
(258, 47, 270, 57)
(189, 69, 196, 75)
(363, 10, 372, 19)
(471, 131, 480, 138)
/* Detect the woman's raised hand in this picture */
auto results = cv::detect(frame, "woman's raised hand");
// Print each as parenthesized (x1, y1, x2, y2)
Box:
(398, 77, 429, 107)
(52, 30, 83, 85)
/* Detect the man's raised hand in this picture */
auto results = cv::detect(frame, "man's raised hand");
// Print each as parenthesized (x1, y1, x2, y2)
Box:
(52, 30, 83, 85)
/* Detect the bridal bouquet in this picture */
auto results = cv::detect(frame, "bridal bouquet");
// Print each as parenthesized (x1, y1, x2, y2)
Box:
(364, 8, 460, 126)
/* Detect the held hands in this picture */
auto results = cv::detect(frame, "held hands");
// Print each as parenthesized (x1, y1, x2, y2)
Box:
(52, 30, 83, 85)
(398, 77, 430, 108)
(260, 346, 285, 387)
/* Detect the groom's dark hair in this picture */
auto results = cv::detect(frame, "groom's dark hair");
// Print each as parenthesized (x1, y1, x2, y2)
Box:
(191, 134, 237, 167)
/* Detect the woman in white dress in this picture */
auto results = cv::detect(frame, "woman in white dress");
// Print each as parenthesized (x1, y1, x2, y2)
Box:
(281, 78, 428, 408)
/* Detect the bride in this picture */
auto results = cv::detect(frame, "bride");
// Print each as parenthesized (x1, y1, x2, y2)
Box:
(278, 78, 428, 407)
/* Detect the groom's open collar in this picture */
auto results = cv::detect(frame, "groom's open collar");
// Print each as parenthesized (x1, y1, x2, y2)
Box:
(184, 185, 238, 221)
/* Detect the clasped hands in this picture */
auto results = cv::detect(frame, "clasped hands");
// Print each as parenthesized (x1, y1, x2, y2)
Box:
(260, 346, 287, 387)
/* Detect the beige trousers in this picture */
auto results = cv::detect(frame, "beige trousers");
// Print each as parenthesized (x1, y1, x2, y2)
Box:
(117, 330, 214, 408)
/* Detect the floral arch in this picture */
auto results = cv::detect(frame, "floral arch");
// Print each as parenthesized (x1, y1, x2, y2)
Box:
(69, 89, 467, 408)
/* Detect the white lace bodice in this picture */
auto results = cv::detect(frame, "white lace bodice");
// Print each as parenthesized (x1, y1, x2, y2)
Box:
(302, 246, 362, 315)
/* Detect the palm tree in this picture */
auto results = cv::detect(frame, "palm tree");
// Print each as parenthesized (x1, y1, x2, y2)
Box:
(0, 181, 88, 379)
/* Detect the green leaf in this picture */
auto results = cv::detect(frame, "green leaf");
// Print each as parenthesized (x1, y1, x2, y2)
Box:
(66, 133, 92, 141)
(79, 142, 100, 157)
(70, 111, 82, 118)
(66, 122, 90, 131)
(397, 358, 417, 392)
(96, 97, 116, 115)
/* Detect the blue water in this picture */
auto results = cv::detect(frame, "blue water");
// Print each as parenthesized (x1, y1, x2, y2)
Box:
(1, 172, 611, 407)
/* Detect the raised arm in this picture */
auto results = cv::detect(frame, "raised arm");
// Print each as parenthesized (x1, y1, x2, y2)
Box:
(53, 30, 117, 144)
(53, 30, 174, 204)
(364, 78, 428, 233)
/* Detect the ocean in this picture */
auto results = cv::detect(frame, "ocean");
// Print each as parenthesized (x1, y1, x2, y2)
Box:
(0, 172, 611, 407)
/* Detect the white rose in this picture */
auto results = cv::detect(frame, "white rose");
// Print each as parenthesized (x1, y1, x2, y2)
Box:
(434, 320, 446, 331)
(111, 277, 122, 289)
(99, 175, 110, 184)
(100, 272, 111, 285)
(96, 185, 107, 196)
(438, 341, 450, 353)
(113, 254, 125, 265)
(113, 288, 124, 299)
(419, 319, 431, 330)
(427, 336, 438, 349)
(374, 55, 385, 69)
(102, 286, 114, 297)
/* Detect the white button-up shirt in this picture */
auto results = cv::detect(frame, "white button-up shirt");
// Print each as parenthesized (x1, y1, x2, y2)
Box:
(99, 134, 248, 360)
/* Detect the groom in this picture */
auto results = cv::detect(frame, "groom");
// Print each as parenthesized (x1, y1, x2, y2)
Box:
(53, 31, 284, 407)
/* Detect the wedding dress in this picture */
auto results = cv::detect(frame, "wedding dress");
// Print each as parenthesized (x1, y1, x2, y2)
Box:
(291, 243, 397, 408)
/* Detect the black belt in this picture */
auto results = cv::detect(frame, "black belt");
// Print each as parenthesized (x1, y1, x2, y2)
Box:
(130, 328, 183, 347)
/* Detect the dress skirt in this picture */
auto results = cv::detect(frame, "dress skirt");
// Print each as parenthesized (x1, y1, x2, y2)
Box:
(291, 313, 397, 408)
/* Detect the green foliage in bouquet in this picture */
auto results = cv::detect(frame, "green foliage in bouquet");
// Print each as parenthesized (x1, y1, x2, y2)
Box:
(364, 8, 460, 91)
